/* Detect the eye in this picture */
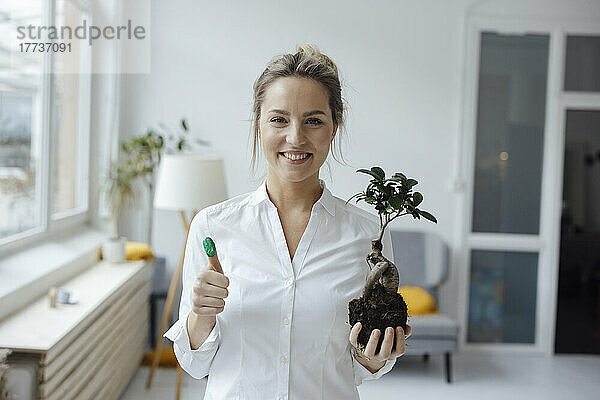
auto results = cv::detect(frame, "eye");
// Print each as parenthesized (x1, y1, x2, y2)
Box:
(306, 118, 323, 125)
(270, 117, 286, 123)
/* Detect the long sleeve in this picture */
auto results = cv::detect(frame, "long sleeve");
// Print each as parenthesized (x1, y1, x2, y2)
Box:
(352, 227, 398, 386)
(163, 209, 221, 379)
(352, 357, 397, 386)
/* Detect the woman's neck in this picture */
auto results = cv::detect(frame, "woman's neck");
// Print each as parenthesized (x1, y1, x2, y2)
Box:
(265, 172, 323, 214)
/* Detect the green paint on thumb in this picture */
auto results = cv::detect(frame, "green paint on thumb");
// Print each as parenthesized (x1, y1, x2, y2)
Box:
(203, 236, 216, 257)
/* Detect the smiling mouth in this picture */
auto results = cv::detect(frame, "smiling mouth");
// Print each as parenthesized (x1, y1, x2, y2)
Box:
(279, 152, 312, 162)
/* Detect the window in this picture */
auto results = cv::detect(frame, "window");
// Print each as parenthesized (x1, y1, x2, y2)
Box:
(564, 35, 600, 92)
(0, 0, 91, 247)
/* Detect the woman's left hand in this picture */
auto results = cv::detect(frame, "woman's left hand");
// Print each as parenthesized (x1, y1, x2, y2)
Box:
(349, 322, 412, 364)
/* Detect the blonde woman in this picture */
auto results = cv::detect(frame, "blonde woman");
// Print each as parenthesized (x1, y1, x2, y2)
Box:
(164, 43, 411, 399)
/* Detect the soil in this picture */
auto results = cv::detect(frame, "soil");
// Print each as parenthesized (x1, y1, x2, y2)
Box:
(348, 282, 408, 354)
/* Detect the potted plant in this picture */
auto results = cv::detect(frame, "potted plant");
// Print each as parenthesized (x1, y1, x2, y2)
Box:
(0, 348, 13, 400)
(346, 166, 437, 353)
(118, 118, 209, 247)
(100, 118, 208, 261)
(101, 161, 138, 262)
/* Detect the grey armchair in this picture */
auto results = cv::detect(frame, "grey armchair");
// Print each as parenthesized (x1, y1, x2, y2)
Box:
(389, 229, 459, 383)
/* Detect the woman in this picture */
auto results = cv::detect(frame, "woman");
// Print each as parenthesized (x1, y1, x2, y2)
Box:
(164, 43, 411, 399)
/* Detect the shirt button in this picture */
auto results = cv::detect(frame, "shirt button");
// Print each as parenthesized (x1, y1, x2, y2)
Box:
(280, 355, 287, 363)
(285, 278, 294, 287)
(283, 317, 290, 325)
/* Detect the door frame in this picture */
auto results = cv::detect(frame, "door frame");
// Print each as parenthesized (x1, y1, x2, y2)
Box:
(456, 15, 600, 355)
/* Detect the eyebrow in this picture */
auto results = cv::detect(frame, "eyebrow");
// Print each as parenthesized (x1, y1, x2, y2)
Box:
(267, 109, 327, 117)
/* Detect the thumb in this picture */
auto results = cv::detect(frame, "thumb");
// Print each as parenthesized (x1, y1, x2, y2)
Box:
(203, 236, 224, 274)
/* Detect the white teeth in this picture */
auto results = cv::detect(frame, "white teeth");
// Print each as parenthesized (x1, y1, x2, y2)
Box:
(282, 152, 309, 160)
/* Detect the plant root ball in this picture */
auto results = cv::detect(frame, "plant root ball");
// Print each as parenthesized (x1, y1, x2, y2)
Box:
(348, 282, 408, 354)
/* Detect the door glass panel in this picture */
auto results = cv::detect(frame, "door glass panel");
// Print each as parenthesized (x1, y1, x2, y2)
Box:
(556, 109, 600, 354)
(564, 36, 600, 92)
(467, 250, 538, 344)
(472, 33, 549, 234)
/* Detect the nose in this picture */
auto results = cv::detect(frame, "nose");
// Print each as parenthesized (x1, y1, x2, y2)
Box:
(285, 122, 306, 146)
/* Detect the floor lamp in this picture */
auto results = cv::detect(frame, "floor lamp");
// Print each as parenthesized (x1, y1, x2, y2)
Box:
(146, 154, 227, 399)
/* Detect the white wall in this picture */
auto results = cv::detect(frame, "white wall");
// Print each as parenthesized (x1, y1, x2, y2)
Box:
(118, 0, 474, 320)
(116, 0, 600, 325)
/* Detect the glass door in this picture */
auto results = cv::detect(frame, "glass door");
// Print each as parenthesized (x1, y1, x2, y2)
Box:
(465, 32, 550, 346)
(555, 34, 600, 354)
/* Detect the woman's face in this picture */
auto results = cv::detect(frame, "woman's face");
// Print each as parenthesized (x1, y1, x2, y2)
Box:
(259, 76, 337, 184)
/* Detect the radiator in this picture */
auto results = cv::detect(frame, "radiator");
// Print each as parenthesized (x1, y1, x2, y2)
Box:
(0, 259, 152, 400)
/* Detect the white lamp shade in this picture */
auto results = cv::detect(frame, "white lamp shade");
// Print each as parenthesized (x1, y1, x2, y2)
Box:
(154, 154, 228, 211)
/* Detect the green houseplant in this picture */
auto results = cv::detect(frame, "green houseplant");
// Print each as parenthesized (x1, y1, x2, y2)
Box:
(346, 166, 437, 352)
(119, 118, 209, 246)
(101, 118, 208, 261)
(0, 348, 13, 400)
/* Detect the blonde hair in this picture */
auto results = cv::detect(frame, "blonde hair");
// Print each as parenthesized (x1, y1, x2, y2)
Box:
(249, 43, 349, 181)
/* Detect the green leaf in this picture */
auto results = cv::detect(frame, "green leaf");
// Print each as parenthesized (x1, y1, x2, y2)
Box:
(389, 196, 403, 210)
(407, 179, 418, 187)
(356, 169, 382, 180)
(177, 139, 184, 151)
(181, 119, 188, 131)
(345, 192, 363, 206)
(370, 166, 385, 180)
(413, 192, 423, 206)
(418, 210, 438, 223)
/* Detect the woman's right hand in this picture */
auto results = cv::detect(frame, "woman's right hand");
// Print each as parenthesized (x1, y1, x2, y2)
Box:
(187, 240, 229, 349)
(191, 242, 230, 317)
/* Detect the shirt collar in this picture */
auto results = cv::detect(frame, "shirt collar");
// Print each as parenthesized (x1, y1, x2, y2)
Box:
(250, 178, 335, 216)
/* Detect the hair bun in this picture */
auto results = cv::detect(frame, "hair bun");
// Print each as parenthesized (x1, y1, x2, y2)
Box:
(295, 42, 339, 76)
(296, 43, 320, 56)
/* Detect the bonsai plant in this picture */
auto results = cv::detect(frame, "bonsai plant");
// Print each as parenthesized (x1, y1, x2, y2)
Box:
(346, 166, 437, 353)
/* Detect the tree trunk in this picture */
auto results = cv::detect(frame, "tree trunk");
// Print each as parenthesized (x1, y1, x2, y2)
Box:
(361, 238, 399, 298)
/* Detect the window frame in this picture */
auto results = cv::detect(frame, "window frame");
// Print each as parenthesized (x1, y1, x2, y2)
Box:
(0, 0, 93, 257)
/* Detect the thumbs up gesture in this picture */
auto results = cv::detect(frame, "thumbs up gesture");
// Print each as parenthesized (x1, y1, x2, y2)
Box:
(191, 237, 230, 316)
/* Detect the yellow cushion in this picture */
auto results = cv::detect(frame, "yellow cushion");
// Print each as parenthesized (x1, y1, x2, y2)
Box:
(125, 241, 156, 262)
(398, 285, 439, 315)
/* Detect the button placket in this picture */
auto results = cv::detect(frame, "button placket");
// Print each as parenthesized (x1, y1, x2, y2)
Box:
(278, 284, 293, 398)
(267, 204, 294, 400)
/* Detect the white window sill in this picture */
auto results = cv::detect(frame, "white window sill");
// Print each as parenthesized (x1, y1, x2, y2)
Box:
(0, 224, 108, 321)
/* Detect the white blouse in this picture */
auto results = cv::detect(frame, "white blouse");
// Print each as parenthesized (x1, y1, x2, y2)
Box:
(164, 178, 397, 400)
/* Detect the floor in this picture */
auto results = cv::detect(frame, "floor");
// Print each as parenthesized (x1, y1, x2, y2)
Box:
(120, 353, 600, 400)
